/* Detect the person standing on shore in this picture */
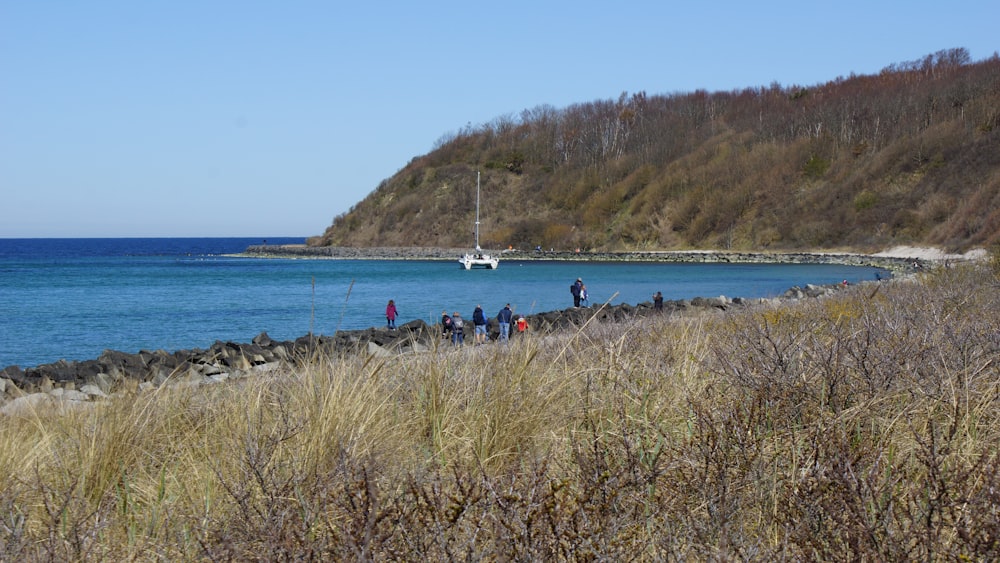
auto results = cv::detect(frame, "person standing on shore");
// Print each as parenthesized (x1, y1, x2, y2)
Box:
(472, 305, 488, 345)
(570, 278, 583, 307)
(385, 299, 398, 329)
(653, 291, 664, 312)
(451, 311, 465, 345)
(496, 303, 514, 343)
(440, 310, 453, 340)
(580, 284, 590, 307)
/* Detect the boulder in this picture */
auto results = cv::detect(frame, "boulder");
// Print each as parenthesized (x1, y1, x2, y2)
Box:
(367, 341, 393, 358)
(51, 388, 90, 402)
(253, 332, 273, 347)
(1, 393, 54, 417)
(79, 384, 108, 398)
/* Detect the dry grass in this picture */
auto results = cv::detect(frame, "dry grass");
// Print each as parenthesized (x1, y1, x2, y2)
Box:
(2, 262, 1000, 560)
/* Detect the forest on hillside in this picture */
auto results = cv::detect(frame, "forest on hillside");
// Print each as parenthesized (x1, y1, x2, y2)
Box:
(314, 48, 1000, 252)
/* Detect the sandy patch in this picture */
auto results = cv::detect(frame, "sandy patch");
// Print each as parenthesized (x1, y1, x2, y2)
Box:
(873, 246, 987, 261)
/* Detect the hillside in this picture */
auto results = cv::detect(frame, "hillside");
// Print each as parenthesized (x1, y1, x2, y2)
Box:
(313, 48, 1000, 253)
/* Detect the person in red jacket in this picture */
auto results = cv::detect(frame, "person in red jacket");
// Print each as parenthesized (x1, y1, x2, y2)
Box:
(385, 299, 398, 329)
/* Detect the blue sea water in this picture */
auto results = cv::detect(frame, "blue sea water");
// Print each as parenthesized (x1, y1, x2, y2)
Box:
(0, 238, 882, 368)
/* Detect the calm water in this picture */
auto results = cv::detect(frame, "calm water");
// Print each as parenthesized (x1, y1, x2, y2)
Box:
(0, 238, 882, 368)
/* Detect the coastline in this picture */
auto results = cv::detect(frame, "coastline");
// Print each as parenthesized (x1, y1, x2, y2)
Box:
(1, 277, 864, 407)
(3, 243, 987, 411)
(240, 244, 984, 272)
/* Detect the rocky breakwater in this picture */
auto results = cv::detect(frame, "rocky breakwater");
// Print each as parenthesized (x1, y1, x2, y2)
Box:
(243, 245, 923, 273)
(0, 280, 863, 415)
(243, 245, 466, 260)
(501, 249, 920, 272)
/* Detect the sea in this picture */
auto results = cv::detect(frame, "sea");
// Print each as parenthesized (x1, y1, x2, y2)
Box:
(0, 238, 884, 369)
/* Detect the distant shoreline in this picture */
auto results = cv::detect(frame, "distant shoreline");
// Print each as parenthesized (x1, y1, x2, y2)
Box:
(3, 243, 986, 395)
(240, 244, 965, 272)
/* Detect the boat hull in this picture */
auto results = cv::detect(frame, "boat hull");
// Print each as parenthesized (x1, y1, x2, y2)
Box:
(459, 253, 499, 269)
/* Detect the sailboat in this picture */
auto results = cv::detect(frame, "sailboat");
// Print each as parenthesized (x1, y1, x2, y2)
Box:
(458, 171, 499, 270)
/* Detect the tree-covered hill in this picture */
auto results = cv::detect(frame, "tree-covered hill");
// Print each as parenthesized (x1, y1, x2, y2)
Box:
(312, 48, 1000, 253)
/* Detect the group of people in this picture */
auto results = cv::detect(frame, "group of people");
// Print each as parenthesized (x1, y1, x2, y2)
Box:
(388, 277, 666, 338)
(385, 298, 530, 345)
(439, 304, 529, 346)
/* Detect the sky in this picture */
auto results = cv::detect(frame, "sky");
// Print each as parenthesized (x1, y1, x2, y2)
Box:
(1, 1, 997, 238)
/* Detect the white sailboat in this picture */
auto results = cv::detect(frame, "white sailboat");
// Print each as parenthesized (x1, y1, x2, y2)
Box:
(459, 171, 499, 270)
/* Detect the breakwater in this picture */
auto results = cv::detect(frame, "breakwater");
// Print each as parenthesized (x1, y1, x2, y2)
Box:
(243, 245, 921, 272)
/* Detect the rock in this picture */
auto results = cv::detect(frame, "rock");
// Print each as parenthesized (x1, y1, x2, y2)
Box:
(253, 332, 273, 347)
(87, 373, 115, 395)
(253, 362, 282, 374)
(79, 384, 108, 398)
(174, 376, 204, 391)
(54, 389, 90, 402)
(200, 364, 224, 377)
(1, 393, 54, 417)
(152, 369, 170, 387)
(401, 319, 429, 332)
(0, 365, 25, 381)
(227, 354, 252, 370)
(207, 373, 229, 384)
(3, 379, 25, 399)
(367, 341, 393, 358)
(784, 287, 806, 299)
(707, 296, 729, 308)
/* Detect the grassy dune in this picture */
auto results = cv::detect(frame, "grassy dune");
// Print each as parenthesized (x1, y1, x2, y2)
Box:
(2, 260, 999, 560)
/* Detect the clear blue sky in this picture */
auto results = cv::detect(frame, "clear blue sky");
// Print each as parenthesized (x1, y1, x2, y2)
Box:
(2, 1, 997, 238)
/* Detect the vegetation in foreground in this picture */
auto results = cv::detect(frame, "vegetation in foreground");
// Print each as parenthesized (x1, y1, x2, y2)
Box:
(2, 262, 999, 560)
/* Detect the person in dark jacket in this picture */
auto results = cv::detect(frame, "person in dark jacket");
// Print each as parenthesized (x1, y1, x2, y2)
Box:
(472, 305, 488, 345)
(440, 310, 453, 339)
(496, 303, 514, 343)
(653, 291, 664, 312)
(571, 278, 583, 307)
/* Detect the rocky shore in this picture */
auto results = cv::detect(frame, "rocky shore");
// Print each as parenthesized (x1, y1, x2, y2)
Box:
(7, 242, 981, 415)
(2, 279, 869, 414)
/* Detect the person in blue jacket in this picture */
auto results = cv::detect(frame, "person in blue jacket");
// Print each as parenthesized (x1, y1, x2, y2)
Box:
(472, 304, 488, 345)
(496, 303, 514, 343)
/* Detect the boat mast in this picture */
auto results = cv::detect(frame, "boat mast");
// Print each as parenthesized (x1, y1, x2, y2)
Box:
(474, 170, 482, 251)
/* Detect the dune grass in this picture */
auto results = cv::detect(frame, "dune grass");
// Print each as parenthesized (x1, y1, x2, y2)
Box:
(2, 261, 999, 560)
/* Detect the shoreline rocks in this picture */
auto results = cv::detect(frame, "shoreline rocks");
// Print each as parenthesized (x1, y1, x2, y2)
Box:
(1, 279, 867, 408)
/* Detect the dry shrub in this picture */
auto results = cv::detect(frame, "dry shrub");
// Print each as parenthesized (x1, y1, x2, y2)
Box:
(702, 264, 1000, 559)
